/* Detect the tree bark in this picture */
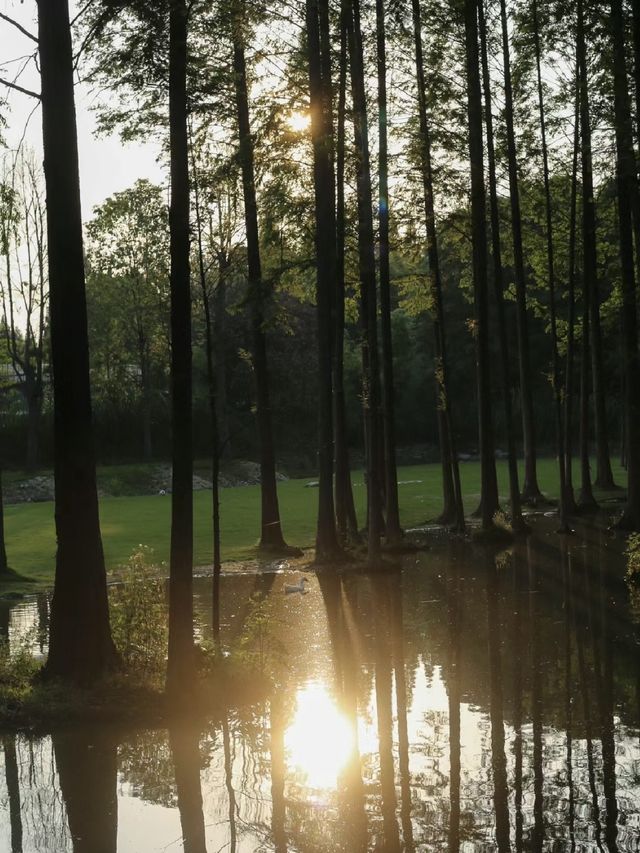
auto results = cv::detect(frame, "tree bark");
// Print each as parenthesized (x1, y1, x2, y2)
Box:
(499, 0, 543, 504)
(231, 5, 293, 552)
(170, 727, 208, 853)
(532, 0, 570, 531)
(464, 0, 499, 532)
(610, 0, 640, 530)
(577, 0, 616, 491)
(346, 0, 383, 561)
(334, 6, 359, 543)
(305, 0, 342, 561)
(413, 0, 465, 532)
(478, 0, 524, 532)
(38, 0, 118, 683)
(166, 0, 195, 695)
(375, 0, 402, 544)
(564, 74, 580, 514)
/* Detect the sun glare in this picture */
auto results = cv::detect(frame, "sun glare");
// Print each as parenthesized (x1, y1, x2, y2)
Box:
(284, 682, 354, 790)
(287, 110, 311, 132)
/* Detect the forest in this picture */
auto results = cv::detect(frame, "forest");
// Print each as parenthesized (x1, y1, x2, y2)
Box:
(0, 0, 639, 850)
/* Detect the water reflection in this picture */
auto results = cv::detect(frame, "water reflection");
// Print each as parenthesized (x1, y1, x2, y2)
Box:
(2, 526, 640, 851)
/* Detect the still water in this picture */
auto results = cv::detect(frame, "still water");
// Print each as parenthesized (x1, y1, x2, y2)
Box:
(1, 522, 639, 852)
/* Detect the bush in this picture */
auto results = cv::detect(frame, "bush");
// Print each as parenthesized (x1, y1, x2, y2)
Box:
(626, 533, 640, 582)
(0, 630, 41, 695)
(109, 547, 168, 681)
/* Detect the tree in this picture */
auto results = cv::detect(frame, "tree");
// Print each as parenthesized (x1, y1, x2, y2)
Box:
(499, 0, 543, 504)
(38, 0, 119, 683)
(305, 0, 342, 560)
(609, 0, 640, 530)
(412, 0, 464, 532)
(231, 0, 296, 554)
(464, 0, 498, 532)
(376, 0, 402, 544)
(478, 0, 524, 532)
(166, 0, 195, 695)
(346, 0, 383, 560)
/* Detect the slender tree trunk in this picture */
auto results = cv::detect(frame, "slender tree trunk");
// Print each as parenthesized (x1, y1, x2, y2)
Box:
(532, 0, 570, 531)
(610, 0, 640, 530)
(140, 353, 153, 461)
(576, 0, 598, 510)
(38, 0, 118, 683)
(499, 0, 543, 504)
(478, 0, 524, 532)
(577, 0, 616, 491)
(564, 75, 580, 514)
(306, 0, 342, 561)
(412, 0, 465, 532)
(464, 0, 499, 532)
(346, 0, 383, 561)
(231, 7, 293, 553)
(214, 268, 232, 459)
(191, 146, 222, 647)
(375, 0, 402, 544)
(166, 0, 195, 695)
(334, 7, 359, 543)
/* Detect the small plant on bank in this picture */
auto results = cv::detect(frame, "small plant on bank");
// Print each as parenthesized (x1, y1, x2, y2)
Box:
(109, 546, 168, 682)
(626, 534, 640, 582)
(0, 630, 41, 706)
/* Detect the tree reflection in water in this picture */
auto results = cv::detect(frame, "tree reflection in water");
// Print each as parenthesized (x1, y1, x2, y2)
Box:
(3, 529, 640, 851)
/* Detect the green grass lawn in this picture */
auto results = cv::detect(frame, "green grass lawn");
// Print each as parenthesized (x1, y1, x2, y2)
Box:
(1, 457, 628, 595)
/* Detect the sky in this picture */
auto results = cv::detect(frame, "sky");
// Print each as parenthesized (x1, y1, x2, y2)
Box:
(0, 0, 165, 221)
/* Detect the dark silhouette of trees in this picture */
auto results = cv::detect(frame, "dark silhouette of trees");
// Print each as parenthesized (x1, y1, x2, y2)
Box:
(38, 0, 119, 683)
(167, 0, 196, 695)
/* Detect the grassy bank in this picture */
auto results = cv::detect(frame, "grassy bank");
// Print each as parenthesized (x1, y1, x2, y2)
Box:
(0, 458, 628, 595)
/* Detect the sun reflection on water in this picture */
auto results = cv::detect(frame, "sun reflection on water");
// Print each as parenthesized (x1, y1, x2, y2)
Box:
(284, 682, 354, 790)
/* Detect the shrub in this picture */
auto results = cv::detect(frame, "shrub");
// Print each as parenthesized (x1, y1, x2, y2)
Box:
(626, 533, 640, 582)
(109, 547, 168, 681)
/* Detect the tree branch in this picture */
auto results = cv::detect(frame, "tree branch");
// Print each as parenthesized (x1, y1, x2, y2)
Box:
(0, 12, 38, 43)
(0, 78, 40, 100)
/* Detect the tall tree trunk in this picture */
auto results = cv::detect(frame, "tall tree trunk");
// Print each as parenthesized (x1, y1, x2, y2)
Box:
(346, 0, 383, 561)
(610, 0, 640, 530)
(191, 146, 222, 646)
(412, 0, 465, 532)
(38, 0, 118, 683)
(464, 0, 499, 532)
(140, 352, 153, 461)
(334, 7, 359, 543)
(499, 0, 543, 504)
(532, 0, 570, 530)
(25, 386, 41, 472)
(231, 6, 293, 553)
(305, 0, 342, 561)
(577, 0, 616, 491)
(564, 74, 580, 514)
(375, 0, 402, 544)
(478, 0, 524, 532)
(166, 0, 195, 695)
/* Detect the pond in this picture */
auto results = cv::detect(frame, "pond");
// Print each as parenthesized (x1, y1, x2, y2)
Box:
(1, 520, 639, 852)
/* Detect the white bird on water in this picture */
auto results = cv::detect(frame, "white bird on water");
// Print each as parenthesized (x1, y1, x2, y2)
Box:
(284, 577, 309, 594)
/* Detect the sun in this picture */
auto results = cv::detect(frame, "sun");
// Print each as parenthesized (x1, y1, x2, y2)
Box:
(287, 110, 311, 132)
(284, 682, 355, 790)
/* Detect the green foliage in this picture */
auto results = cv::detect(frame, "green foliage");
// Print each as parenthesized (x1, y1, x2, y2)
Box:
(109, 547, 168, 680)
(0, 630, 41, 696)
